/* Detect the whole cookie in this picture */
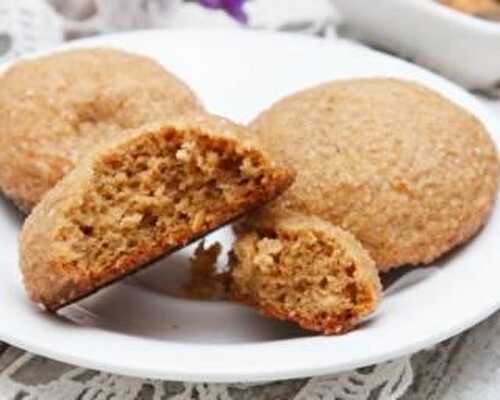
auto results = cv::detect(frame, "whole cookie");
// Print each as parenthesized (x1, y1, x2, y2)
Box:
(0, 48, 202, 211)
(250, 79, 499, 271)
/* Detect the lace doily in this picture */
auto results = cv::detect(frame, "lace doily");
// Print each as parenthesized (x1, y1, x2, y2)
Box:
(0, 347, 412, 400)
(405, 310, 500, 400)
(0, 0, 338, 64)
(0, 0, 62, 59)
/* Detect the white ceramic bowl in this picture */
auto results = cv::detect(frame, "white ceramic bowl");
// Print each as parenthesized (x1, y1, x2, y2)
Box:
(333, 0, 500, 90)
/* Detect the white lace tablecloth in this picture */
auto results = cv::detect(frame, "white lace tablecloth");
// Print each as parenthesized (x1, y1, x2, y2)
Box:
(0, 1, 499, 399)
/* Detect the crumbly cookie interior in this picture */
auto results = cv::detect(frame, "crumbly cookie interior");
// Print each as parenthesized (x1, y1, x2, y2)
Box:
(230, 223, 379, 333)
(54, 128, 281, 287)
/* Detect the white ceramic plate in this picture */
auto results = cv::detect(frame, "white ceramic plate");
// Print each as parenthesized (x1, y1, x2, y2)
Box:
(0, 30, 499, 383)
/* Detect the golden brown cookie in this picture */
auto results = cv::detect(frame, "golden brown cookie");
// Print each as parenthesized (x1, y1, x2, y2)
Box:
(20, 114, 295, 311)
(250, 79, 499, 271)
(229, 212, 381, 334)
(0, 48, 202, 212)
(437, 0, 500, 17)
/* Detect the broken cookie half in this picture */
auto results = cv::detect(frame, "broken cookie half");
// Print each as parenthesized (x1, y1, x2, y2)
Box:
(229, 212, 382, 334)
(20, 114, 295, 311)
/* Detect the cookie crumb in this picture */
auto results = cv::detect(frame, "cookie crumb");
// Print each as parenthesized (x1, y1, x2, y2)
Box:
(184, 241, 229, 300)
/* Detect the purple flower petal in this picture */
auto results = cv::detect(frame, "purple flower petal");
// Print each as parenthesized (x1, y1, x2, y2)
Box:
(199, 0, 247, 23)
(223, 0, 247, 23)
(200, 0, 223, 9)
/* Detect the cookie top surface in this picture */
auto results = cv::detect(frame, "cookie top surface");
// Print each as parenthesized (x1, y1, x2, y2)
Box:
(250, 78, 499, 270)
(0, 48, 202, 211)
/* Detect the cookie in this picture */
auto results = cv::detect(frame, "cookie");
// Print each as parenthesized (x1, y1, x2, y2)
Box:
(249, 79, 499, 270)
(0, 48, 202, 212)
(229, 212, 381, 334)
(437, 0, 500, 16)
(20, 114, 295, 311)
